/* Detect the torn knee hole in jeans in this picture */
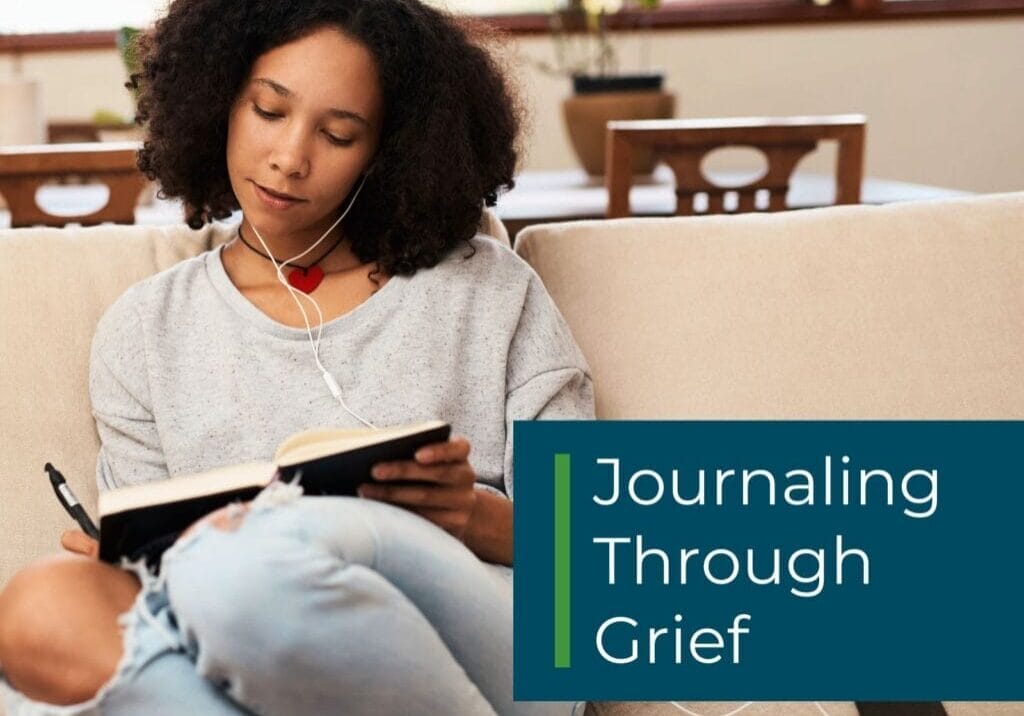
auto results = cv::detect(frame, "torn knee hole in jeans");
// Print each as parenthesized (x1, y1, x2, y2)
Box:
(212, 502, 251, 532)
(249, 474, 304, 513)
(178, 477, 304, 540)
(178, 503, 248, 540)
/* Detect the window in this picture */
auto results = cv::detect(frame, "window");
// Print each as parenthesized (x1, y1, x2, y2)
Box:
(1, 0, 1019, 39)
(425, 0, 556, 13)
(0, 1, 165, 34)
(0, 1, 554, 35)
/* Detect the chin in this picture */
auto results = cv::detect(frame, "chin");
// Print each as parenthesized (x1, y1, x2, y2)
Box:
(245, 208, 306, 233)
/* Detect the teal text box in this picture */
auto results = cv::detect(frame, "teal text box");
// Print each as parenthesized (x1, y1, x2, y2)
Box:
(513, 421, 1024, 701)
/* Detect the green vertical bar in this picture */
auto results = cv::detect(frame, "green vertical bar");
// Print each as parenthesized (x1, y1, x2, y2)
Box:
(554, 453, 571, 668)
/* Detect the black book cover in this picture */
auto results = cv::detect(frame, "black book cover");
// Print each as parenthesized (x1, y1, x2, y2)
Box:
(99, 423, 451, 569)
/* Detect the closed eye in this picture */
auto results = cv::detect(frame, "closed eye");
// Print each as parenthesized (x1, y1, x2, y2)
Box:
(252, 101, 353, 146)
(324, 132, 354, 147)
(252, 102, 281, 120)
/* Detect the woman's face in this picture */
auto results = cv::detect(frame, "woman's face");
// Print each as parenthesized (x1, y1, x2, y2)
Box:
(226, 27, 384, 241)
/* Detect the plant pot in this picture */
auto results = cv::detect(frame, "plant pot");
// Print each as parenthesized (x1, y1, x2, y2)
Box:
(572, 72, 664, 95)
(562, 87, 675, 176)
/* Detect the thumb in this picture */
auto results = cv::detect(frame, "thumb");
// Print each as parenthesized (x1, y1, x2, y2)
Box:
(61, 529, 99, 558)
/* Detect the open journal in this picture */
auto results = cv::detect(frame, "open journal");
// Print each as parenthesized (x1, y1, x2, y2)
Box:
(97, 420, 451, 568)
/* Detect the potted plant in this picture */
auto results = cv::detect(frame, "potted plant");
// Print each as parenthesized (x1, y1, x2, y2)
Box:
(92, 27, 145, 143)
(535, 0, 674, 176)
(95, 26, 157, 208)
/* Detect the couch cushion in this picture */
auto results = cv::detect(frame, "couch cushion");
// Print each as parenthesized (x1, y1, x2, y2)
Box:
(515, 192, 1024, 420)
(0, 222, 232, 584)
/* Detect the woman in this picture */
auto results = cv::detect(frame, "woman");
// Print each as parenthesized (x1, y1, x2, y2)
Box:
(0, 1, 593, 714)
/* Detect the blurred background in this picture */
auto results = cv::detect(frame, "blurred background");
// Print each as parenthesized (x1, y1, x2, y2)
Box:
(0, 0, 1021, 230)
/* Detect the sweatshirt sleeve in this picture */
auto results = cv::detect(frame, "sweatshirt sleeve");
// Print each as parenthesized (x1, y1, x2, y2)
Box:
(501, 272, 596, 501)
(89, 293, 170, 492)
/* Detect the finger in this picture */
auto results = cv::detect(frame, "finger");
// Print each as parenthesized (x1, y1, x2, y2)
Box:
(68, 531, 98, 557)
(371, 460, 474, 486)
(358, 483, 475, 511)
(413, 437, 471, 465)
(402, 505, 473, 537)
(60, 529, 84, 551)
(60, 530, 98, 557)
(371, 460, 443, 482)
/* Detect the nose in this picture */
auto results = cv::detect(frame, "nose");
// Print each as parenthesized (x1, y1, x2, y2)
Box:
(268, 122, 311, 179)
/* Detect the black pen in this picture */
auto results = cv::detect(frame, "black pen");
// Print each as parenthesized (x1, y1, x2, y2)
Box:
(45, 463, 100, 540)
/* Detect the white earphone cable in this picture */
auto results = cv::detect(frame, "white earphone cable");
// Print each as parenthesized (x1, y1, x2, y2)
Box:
(248, 172, 376, 428)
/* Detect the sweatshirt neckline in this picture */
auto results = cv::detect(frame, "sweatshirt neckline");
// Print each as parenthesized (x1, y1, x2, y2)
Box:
(206, 243, 406, 340)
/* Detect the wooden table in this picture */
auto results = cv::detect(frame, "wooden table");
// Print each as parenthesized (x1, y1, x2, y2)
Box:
(0, 142, 154, 227)
(0, 184, 185, 229)
(494, 167, 973, 239)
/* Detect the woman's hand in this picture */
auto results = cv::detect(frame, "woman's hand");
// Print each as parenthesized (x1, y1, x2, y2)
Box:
(361, 436, 478, 541)
(60, 529, 99, 559)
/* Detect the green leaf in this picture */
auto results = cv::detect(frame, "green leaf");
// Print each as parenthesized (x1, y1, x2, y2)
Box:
(116, 26, 141, 76)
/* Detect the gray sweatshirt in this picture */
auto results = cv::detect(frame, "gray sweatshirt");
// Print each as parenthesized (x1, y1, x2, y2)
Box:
(89, 232, 595, 501)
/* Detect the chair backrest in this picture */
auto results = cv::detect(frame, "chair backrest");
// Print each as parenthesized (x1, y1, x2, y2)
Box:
(605, 114, 866, 218)
(0, 141, 148, 227)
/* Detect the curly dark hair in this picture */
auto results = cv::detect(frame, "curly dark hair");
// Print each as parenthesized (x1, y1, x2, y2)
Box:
(129, 0, 525, 276)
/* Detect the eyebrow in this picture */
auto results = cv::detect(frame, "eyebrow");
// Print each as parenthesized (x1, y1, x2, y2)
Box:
(253, 77, 371, 128)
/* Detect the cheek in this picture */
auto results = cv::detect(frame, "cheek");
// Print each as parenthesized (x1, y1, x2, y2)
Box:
(226, 114, 271, 185)
(330, 170, 370, 209)
(305, 155, 364, 202)
(228, 111, 273, 159)
(225, 112, 249, 174)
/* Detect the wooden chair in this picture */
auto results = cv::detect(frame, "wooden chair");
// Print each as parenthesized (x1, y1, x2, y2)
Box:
(0, 142, 148, 227)
(605, 114, 866, 218)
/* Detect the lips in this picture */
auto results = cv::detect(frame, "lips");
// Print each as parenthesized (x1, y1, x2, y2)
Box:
(252, 181, 306, 210)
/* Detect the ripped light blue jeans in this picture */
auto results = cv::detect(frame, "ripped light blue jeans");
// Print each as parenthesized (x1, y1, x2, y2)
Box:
(0, 480, 580, 716)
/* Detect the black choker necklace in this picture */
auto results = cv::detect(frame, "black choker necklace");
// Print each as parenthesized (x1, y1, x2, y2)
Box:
(235, 225, 346, 294)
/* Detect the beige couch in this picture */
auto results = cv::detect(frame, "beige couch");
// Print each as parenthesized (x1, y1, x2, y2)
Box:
(2, 194, 1022, 715)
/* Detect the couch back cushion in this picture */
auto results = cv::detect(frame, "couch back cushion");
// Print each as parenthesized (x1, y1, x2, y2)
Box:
(515, 192, 1024, 420)
(0, 223, 230, 583)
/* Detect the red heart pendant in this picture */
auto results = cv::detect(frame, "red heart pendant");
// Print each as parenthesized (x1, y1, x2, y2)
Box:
(287, 265, 325, 294)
